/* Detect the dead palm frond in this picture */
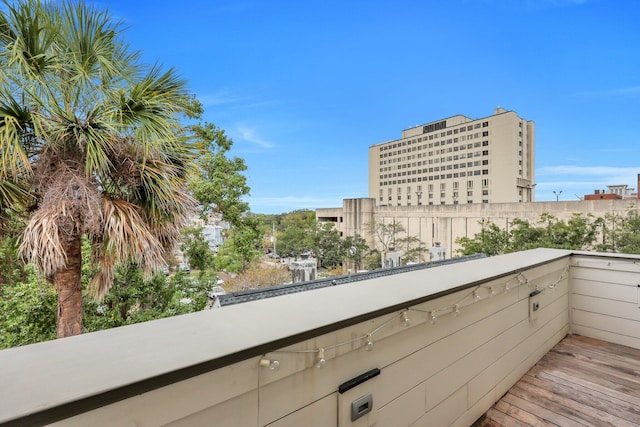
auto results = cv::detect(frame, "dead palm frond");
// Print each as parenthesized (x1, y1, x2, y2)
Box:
(2, 0, 200, 335)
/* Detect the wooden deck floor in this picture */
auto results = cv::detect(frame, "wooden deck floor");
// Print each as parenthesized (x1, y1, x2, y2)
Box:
(474, 334, 640, 427)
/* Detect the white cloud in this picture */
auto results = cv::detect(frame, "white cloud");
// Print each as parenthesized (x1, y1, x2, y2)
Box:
(197, 89, 244, 108)
(233, 124, 274, 149)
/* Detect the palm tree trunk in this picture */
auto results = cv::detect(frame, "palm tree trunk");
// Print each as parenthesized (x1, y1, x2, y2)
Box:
(53, 234, 83, 338)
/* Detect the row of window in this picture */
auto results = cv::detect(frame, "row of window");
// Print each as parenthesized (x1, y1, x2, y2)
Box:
(378, 166, 523, 187)
(379, 151, 489, 173)
(379, 169, 490, 185)
(380, 198, 490, 206)
(379, 134, 490, 158)
(380, 160, 489, 178)
(411, 120, 490, 141)
(382, 179, 491, 195)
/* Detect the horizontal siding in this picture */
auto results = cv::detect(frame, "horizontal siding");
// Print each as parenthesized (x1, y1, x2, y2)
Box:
(570, 255, 640, 350)
(23, 250, 612, 427)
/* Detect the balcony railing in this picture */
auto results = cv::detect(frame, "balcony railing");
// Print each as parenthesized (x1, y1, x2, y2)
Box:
(1, 248, 639, 426)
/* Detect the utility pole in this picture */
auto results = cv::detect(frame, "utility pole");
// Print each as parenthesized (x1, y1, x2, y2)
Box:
(272, 223, 277, 256)
(553, 190, 563, 202)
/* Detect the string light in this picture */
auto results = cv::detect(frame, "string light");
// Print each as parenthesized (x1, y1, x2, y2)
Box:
(365, 334, 374, 351)
(429, 310, 438, 324)
(401, 310, 410, 326)
(452, 304, 461, 317)
(259, 358, 280, 371)
(316, 348, 326, 368)
(258, 267, 568, 370)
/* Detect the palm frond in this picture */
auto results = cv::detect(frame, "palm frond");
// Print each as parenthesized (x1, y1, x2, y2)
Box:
(93, 197, 165, 294)
(0, 0, 58, 77)
(19, 208, 67, 278)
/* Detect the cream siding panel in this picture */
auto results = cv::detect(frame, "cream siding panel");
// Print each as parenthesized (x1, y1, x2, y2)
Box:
(376, 383, 426, 427)
(571, 325, 640, 350)
(51, 358, 259, 427)
(265, 394, 336, 427)
(410, 385, 467, 427)
(572, 278, 637, 303)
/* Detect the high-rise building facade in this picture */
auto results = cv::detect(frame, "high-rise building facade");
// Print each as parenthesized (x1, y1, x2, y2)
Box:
(368, 108, 535, 206)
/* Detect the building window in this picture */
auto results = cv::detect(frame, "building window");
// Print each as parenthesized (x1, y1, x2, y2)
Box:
(482, 121, 489, 127)
(482, 131, 488, 137)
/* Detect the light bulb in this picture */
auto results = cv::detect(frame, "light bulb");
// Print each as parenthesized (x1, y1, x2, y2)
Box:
(259, 358, 280, 371)
(316, 348, 326, 368)
(473, 290, 481, 301)
(490, 287, 497, 297)
(429, 310, 438, 324)
(365, 334, 374, 351)
(401, 310, 410, 326)
(505, 283, 511, 293)
(453, 304, 461, 317)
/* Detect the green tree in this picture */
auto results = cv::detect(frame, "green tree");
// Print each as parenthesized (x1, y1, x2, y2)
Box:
(83, 266, 208, 332)
(366, 219, 405, 252)
(396, 235, 426, 264)
(213, 216, 263, 273)
(189, 123, 250, 228)
(181, 226, 215, 272)
(343, 234, 370, 271)
(277, 210, 316, 258)
(0, 265, 56, 349)
(0, 208, 27, 286)
(314, 222, 344, 268)
(456, 213, 601, 256)
(599, 207, 640, 254)
(456, 221, 509, 256)
(0, 0, 198, 337)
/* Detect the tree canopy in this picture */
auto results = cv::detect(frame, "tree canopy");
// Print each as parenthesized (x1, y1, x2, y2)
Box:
(0, 0, 198, 336)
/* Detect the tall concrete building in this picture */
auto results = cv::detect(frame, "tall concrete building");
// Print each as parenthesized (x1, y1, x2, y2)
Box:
(368, 108, 535, 206)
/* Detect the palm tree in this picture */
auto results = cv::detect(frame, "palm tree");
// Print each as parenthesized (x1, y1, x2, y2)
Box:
(0, 0, 198, 337)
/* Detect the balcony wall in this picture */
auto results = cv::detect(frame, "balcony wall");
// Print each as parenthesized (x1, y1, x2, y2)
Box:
(1, 249, 640, 426)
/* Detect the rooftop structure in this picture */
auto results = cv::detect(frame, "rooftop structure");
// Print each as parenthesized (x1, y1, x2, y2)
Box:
(1, 249, 639, 426)
(369, 107, 535, 207)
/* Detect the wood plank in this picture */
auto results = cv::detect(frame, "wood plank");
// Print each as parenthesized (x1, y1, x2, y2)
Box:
(481, 334, 640, 427)
(552, 340, 640, 376)
(509, 381, 616, 427)
(569, 334, 640, 359)
(541, 349, 640, 390)
(494, 397, 560, 427)
(534, 356, 640, 401)
(521, 373, 640, 425)
(500, 392, 583, 427)
(483, 407, 531, 427)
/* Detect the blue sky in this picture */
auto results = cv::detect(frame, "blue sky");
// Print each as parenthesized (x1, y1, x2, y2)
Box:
(101, 0, 640, 213)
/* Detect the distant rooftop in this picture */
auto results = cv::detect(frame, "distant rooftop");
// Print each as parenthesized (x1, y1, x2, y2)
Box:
(217, 254, 486, 306)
